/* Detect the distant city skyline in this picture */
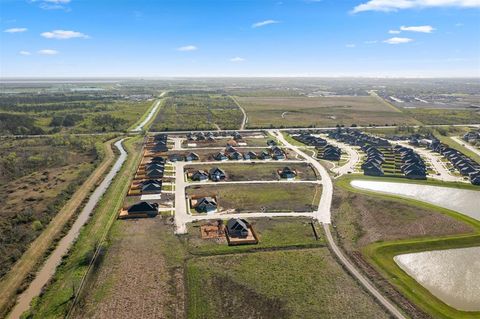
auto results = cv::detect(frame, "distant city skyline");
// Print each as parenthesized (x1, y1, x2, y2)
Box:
(1, 0, 479, 77)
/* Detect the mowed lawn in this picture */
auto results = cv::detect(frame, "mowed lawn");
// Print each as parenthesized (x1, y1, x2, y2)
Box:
(185, 162, 318, 181)
(236, 95, 418, 128)
(186, 183, 321, 213)
(186, 248, 389, 319)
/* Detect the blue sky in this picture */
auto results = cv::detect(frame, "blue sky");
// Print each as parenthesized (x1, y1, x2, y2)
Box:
(1, 0, 479, 77)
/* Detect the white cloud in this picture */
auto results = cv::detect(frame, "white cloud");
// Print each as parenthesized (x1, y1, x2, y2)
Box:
(400, 25, 435, 33)
(345, 44, 356, 48)
(43, 0, 70, 3)
(388, 30, 401, 34)
(364, 40, 378, 44)
(384, 37, 414, 44)
(19, 51, 32, 56)
(230, 57, 245, 62)
(41, 30, 89, 39)
(352, 0, 480, 13)
(177, 45, 197, 51)
(4, 28, 27, 33)
(38, 49, 59, 55)
(252, 20, 280, 28)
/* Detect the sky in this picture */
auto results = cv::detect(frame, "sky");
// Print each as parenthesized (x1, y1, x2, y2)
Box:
(0, 0, 479, 78)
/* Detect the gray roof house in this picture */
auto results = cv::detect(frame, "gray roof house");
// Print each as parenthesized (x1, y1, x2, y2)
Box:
(209, 167, 226, 181)
(226, 218, 249, 238)
(192, 170, 209, 182)
(127, 202, 159, 218)
(195, 197, 217, 214)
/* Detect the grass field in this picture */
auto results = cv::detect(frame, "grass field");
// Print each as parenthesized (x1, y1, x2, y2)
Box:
(22, 137, 143, 319)
(185, 162, 317, 181)
(186, 217, 323, 255)
(186, 183, 321, 213)
(150, 93, 243, 131)
(334, 175, 480, 319)
(404, 108, 480, 125)
(236, 95, 418, 128)
(186, 248, 389, 319)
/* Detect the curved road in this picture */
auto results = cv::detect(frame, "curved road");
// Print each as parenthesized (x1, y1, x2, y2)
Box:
(276, 130, 406, 319)
(230, 96, 248, 130)
(8, 139, 128, 319)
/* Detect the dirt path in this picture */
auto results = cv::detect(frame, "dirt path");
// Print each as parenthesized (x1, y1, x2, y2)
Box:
(0, 139, 117, 319)
(230, 96, 248, 130)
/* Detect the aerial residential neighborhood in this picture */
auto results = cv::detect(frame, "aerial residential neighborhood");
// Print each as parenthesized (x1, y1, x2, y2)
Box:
(1, 1, 480, 319)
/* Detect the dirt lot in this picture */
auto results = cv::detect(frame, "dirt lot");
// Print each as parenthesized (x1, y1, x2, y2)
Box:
(186, 183, 321, 213)
(72, 218, 186, 319)
(182, 136, 271, 148)
(167, 147, 300, 161)
(331, 186, 473, 251)
(236, 95, 418, 128)
(186, 248, 389, 319)
(185, 162, 317, 181)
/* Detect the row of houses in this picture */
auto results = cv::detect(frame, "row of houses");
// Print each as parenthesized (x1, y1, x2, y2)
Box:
(327, 128, 391, 148)
(361, 146, 385, 176)
(145, 134, 169, 153)
(430, 139, 480, 185)
(394, 145, 427, 179)
(291, 133, 341, 161)
(462, 130, 480, 144)
(191, 167, 226, 182)
(187, 130, 244, 141)
(213, 145, 286, 161)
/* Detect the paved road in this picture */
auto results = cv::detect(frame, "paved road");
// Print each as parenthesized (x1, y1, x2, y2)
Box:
(187, 180, 322, 186)
(277, 130, 406, 319)
(451, 136, 480, 158)
(8, 139, 128, 319)
(323, 224, 407, 319)
(131, 91, 166, 132)
(274, 130, 332, 223)
(320, 135, 360, 176)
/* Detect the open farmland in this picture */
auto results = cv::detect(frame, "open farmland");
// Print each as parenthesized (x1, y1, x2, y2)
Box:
(0, 135, 103, 279)
(185, 162, 317, 181)
(186, 248, 389, 319)
(404, 108, 480, 125)
(186, 183, 321, 213)
(150, 92, 243, 131)
(236, 95, 418, 128)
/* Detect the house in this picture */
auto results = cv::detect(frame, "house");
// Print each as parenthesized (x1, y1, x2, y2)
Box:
(226, 145, 237, 153)
(259, 150, 271, 160)
(140, 180, 162, 194)
(322, 145, 341, 161)
(145, 163, 164, 171)
(168, 154, 184, 162)
(233, 132, 243, 140)
(185, 152, 199, 162)
(362, 161, 384, 176)
(194, 197, 217, 214)
(213, 152, 228, 161)
(152, 143, 168, 153)
(267, 139, 277, 147)
(127, 201, 159, 218)
(279, 167, 297, 180)
(146, 168, 164, 179)
(192, 170, 209, 182)
(271, 147, 285, 160)
(403, 164, 427, 179)
(209, 167, 226, 181)
(244, 151, 257, 160)
(230, 151, 243, 160)
(226, 218, 249, 238)
(149, 156, 166, 164)
(470, 171, 480, 185)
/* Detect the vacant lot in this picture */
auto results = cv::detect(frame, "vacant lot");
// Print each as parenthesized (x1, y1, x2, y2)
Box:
(236, 95, 418, 128)
(0, 136, 102, 279)
(404, 108, 480, 125)
(71, 218, 186, 319)
(187, 248, 389, 319)
(185, 162, 317, 181)
(182, 136, 270, 148)
(186, 217, 323, 255)
(151, 93, 243, 131)
(332, 185, 473, 251)
(186, 183, 321, 213)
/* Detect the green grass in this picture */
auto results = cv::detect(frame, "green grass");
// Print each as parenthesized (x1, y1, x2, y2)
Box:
(186, 183, 321, 213)
(336, 174, 480, 319)
(186, 248, 389, 319)
(404, 108, 480, 126)
(185, 217, 324, 255)
(23, 137, 143, 319)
